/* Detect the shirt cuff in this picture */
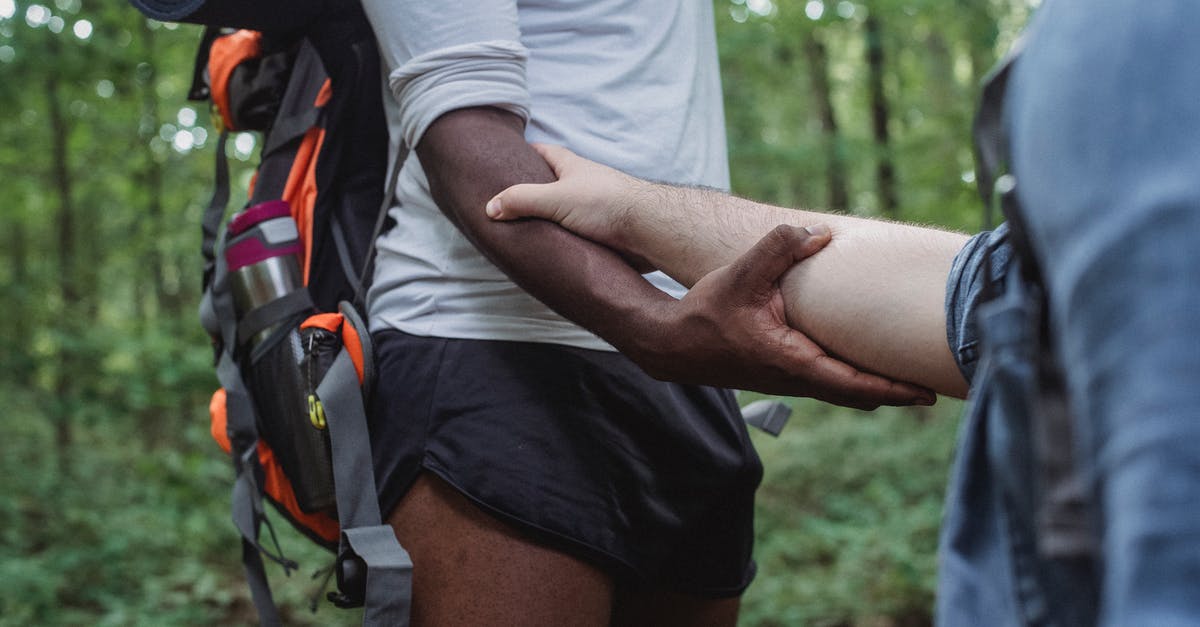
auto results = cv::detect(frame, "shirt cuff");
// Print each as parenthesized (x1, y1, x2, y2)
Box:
(389, 39, 531, 148)
(944, 223, 1014, 384)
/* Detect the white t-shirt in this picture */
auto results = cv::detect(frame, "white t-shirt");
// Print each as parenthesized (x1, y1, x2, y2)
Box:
(362, 0, 729, 351)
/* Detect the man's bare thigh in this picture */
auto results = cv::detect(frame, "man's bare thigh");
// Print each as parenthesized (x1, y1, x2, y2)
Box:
(387, 473, 741, 627)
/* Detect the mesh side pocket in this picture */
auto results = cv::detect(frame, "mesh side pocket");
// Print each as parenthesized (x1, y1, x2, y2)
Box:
(247, 320, 337, 514)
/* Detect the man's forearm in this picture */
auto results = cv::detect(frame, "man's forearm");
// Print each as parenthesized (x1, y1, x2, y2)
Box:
(416, 107, 675, 357)
(618, 186, 970, 397)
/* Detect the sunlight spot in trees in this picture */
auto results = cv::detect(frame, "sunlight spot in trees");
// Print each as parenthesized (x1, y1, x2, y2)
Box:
(48, 15, 63, 32)
(156, 81, 178, 100)
(961, 171, 976, 184)
(0, 45, 13, 63)
(159, 123, 177, 142)
(747, 0, 773, 17)
(192, 126, 208, 147)
(836, 1, 855, 19)
(177, 107, 197, 128)
(805, 0, 824, 20)
(761, 126, 781, 145)
(173, 130, 194, 153)
(730, 5, 748, 23)
(953, 54, 972, 85)
(25, 5, 51, 28)
(96, 79, 114, 98)
(234, 133, 257, 160)
(69, 99, 87, 117)
(72, 18, 91, 40)
(149, 136, 168, 157)
(0, 0, 14, 20)
(55, 0, 80, 13)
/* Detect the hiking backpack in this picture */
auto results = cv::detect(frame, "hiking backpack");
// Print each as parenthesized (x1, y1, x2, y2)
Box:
(129, 2, 413, 623)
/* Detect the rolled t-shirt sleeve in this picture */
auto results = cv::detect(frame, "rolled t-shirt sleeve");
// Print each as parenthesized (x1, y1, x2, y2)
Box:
(360, 0, 531, 148)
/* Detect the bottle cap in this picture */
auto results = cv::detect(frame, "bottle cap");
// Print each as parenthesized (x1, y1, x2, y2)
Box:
(225, 200, 302, 272)
(229, 199, 292, 237)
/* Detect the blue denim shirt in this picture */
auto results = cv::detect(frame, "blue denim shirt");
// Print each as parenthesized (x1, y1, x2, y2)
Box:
(938, 1, 1200, 625)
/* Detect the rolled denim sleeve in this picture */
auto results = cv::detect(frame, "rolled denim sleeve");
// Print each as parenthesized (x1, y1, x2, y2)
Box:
(945, 223, 1013, 385)
(1009, 1, 1200, 624)
(359, 0, 531, 148)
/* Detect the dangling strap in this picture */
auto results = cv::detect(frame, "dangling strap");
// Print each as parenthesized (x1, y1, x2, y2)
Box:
(216, 352, 295, 627)
(741, 399, 792, 437)
(317, 303, 412, 626)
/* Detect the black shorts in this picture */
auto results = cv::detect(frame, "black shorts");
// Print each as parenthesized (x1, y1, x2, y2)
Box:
(368, 329, 763, 597)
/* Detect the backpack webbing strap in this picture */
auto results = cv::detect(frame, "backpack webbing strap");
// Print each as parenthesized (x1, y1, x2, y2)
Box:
(317, 347, 413, 626)
(329, 214, 363, 294)
(740, 399, 792, 437)
(352, 142, 409, 309)
(201, 130, 232, 292)
(235, 288, 314, 347)
(217, 353, 295, 627)
(262, 106, 323, 159)
(342, 526, 413, 626)
(253, 41, 328, 204)
(241, 538, 283, 627)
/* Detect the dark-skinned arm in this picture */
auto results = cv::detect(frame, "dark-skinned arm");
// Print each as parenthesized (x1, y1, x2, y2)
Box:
(415, 106, 933, 407)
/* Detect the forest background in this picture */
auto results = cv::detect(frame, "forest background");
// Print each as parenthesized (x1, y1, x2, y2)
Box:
(0, 1, 1034, 625)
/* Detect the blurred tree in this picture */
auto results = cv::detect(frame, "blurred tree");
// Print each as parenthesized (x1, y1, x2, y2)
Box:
(863, 10, 898, 217)
(45, 35, 79, 475)
(802, 28, 848, 211)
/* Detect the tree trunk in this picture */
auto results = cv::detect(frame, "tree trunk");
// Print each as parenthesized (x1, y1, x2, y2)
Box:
(961, 0, 1000, 85)
(924, 30, 955, 112)
(46, 69, 76, 477)
(137, 24, 169, 324)
(865, 14, 899, 218)
(6, 217, 30, 381)
(803, 32, 849, 211)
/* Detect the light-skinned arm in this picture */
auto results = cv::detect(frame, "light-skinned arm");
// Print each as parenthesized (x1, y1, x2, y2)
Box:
(487, 144, 970, 398)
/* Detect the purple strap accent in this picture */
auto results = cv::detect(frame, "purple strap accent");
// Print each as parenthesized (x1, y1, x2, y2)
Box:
(229, 200, 293, 237)
(225, 236, 303, 272)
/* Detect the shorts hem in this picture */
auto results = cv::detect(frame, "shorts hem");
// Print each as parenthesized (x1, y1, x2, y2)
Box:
(418, 459, 755, 599)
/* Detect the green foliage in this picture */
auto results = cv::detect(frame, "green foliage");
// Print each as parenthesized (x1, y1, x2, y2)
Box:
(1, 333, 355, 619)
(740, 398, 962, 626)
(1, 0, 1032, 624)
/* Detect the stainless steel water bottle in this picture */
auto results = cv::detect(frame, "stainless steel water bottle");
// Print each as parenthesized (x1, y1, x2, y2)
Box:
(224, 199, 304, 346)
(223, 199, 337, 513)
